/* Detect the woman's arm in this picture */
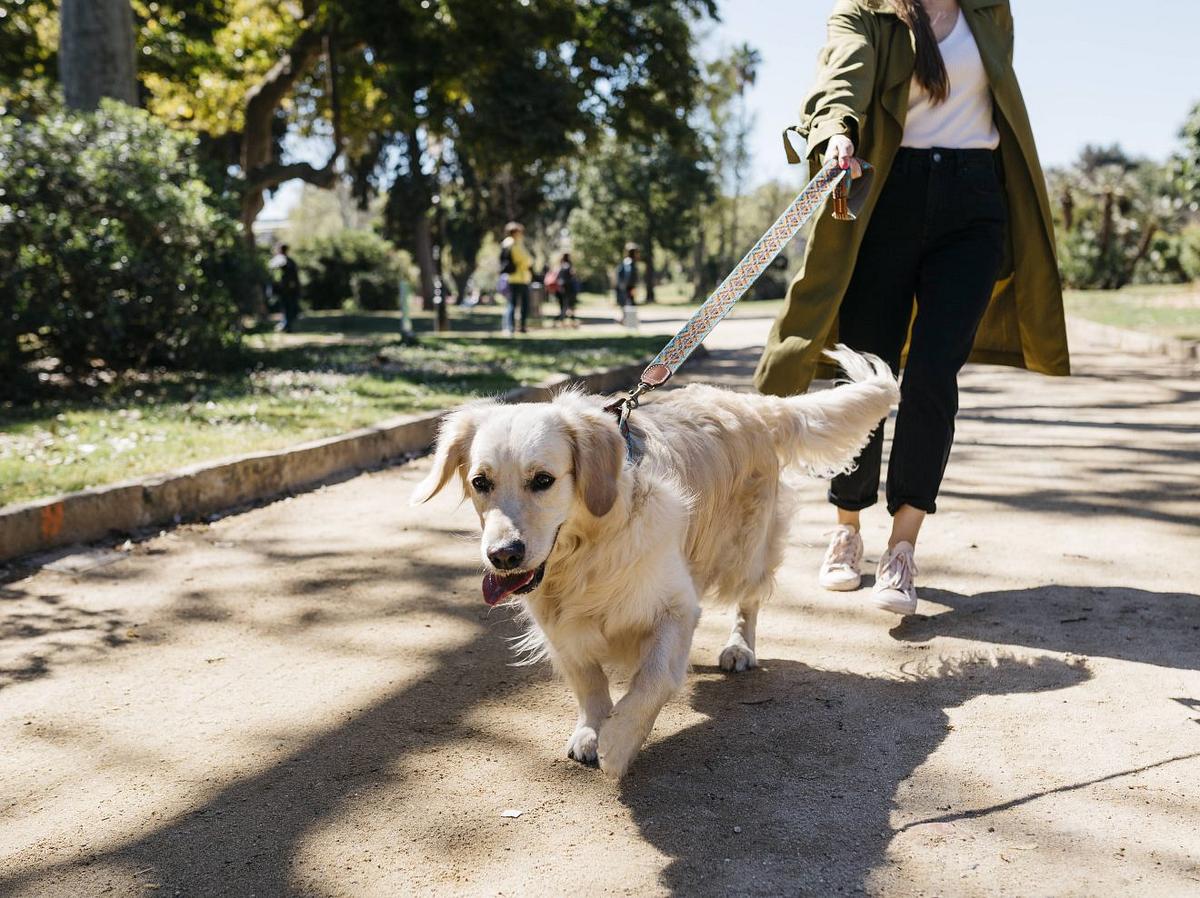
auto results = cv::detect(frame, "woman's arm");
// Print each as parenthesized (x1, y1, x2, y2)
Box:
(800, 1, 877, 163)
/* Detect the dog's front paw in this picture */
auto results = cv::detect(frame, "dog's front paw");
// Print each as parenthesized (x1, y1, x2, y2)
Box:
(565, 725, 600, 766)
(597, 712, 648, 779)
(718, 639, 757, 673)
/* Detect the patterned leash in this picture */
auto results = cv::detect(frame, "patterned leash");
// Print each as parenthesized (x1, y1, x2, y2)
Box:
(605, 157, 872, 444)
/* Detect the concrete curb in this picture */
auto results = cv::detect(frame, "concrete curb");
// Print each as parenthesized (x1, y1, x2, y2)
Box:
(1, 351, 705, 566)
(1066, 315, 1199, 362)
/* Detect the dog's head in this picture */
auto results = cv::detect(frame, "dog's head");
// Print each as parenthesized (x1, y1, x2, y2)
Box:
(411, 395, 626, 605)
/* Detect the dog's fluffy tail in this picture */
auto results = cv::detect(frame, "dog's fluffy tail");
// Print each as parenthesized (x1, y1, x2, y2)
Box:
(761, 345, 900, 478)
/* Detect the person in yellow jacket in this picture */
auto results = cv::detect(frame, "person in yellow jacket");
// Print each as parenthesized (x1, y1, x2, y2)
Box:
(500, 221, 534, 335)
(759, 0, 1067, 615)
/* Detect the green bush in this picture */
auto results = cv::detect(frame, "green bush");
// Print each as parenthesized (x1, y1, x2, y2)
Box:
(0, 99, 250, 383)
(1133, 230, 1193, 285)
(293, 229, 405, 311)
(1176, 225, 1200, 282)
(351, 271, 398, 311)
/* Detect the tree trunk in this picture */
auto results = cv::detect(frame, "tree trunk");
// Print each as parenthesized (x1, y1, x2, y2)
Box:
(413, 213, 438, 312)
(1120, 223, 1158, 288)
(59, 0, 137, 110)
(692, 221, 707, 301)
(449, 263, 470, 303)
(450, 245, 481, 304)
(1098, 191, 1115, 259)
(643, 231, 657, 304)
(730, 189, 741, 261)
(1060, 188, 1075, 232)
(238, 20, 329, 250)
(718, 201, 730, 274)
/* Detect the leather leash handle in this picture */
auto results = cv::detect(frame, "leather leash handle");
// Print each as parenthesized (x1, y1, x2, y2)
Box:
(832, 175, 855, 221)
(833, 158, 870, 221)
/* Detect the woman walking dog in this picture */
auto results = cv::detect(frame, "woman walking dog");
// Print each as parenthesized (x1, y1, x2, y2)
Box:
(756, 0, 1069, 614)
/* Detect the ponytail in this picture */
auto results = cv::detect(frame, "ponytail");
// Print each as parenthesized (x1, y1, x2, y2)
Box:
(894, 0, 950, 104)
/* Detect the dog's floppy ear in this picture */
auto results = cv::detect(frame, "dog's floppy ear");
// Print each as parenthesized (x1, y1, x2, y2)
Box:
(411, 406, 480, 504)
(568, 406, 626, 518)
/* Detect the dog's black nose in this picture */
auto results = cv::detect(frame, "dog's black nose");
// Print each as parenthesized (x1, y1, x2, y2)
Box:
(487, 540, 525, 571)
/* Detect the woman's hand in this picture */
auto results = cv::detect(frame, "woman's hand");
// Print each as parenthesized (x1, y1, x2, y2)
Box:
(824, 135, 863, 179)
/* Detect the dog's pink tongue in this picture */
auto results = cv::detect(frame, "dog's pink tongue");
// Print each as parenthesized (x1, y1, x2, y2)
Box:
(482, 570, 533, 606)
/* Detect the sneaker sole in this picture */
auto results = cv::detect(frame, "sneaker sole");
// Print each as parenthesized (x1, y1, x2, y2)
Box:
(819, 576, 862, 592)
(872, 592, 918, 615)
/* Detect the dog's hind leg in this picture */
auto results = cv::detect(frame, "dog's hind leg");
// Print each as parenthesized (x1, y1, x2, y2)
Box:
(561, 659, 612, 767)
(598, 600, 699, 778)
(718, 489, 788, 673)
(718, 598, 760, 673)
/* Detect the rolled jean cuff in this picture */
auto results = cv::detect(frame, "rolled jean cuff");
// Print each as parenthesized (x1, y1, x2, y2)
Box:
(828, 488, 878, 512)
(886, 496, 937, 516)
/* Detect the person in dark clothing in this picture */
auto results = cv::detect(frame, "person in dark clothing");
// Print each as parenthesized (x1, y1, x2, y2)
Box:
(271, 243, 302, 333)
(556, 253, 579, 326)
(615, 243, 639, 308)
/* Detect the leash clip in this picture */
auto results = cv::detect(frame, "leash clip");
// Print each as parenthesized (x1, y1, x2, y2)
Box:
(604, 381, 652, 463)
(619, 382, 647, 423)
(605, 380, 649, 418)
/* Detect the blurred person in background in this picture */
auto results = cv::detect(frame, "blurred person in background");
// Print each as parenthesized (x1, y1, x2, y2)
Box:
(499, 221, 533, 335)
(555, 252, 579, 326)
(270, 243, 302, 333)
(615, 243, 639, 307)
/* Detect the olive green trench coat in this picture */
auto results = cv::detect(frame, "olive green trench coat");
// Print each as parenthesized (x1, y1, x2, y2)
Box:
(755, 0, 1069, 396)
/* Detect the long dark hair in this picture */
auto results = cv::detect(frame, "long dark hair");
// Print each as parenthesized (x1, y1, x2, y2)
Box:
(895, 0, 950, 104)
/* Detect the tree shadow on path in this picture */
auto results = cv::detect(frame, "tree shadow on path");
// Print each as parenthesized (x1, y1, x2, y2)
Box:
(621, 652, 1089, 897)
(0, 583, 135, 691)
(0, 578, 534, 898)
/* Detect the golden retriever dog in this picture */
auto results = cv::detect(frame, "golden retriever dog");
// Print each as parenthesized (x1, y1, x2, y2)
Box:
(412, 347, 898, 777)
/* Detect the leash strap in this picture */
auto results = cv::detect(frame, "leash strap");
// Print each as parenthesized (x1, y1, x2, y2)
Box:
(631, 159, 869, 393)
(608, 159, 871, 417)
(604, 157, 872, 458)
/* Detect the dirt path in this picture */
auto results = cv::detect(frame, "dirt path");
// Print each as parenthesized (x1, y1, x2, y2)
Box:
(2, 319, 1198, 897)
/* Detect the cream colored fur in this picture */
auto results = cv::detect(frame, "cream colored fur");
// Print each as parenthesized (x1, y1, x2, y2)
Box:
(412, 346, 899, 777)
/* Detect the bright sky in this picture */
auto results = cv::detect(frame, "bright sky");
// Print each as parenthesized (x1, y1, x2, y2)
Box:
(711, 0, 1200, 188)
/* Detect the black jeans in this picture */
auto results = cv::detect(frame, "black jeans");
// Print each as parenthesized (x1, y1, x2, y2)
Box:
(829, 147, 1007, 515)
(506, 282, 530, 332)
(280, 290, 301, 332)
(558, 287, 577, 320)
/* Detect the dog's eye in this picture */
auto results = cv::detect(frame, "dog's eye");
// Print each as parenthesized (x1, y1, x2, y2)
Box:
(530, 472, 556, 492)
(470, 474, 492, 494)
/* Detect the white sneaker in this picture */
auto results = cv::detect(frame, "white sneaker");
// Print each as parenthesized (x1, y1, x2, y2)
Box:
(872, 541, 918, 614)
(819, 525, 863, 591)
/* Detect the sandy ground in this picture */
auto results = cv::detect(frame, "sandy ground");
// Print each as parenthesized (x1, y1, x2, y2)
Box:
(1, 313, 1198, 897)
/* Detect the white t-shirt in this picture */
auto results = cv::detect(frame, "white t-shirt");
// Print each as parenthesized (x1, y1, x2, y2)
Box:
(901, 11, 1000, 150)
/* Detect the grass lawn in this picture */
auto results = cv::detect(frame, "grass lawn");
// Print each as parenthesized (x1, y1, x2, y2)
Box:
(1064, 285, 1200, 341)
(0, 308, 663, 508)
(21, 277, 1181, 509)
